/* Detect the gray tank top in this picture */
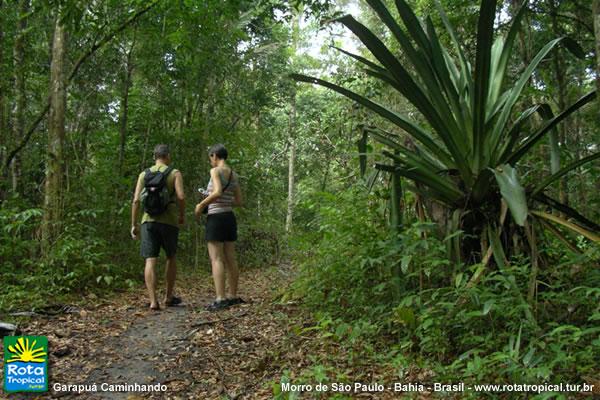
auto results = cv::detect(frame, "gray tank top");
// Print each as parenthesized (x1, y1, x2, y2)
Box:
(206, 169, 237, 215)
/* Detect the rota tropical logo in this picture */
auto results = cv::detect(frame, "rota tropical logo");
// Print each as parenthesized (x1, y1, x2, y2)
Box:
(3, 336, 48, 393)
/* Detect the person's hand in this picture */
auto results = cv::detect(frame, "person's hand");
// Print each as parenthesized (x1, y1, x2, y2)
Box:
(194, 203, 204, 218)
(131, 225, 139, 240)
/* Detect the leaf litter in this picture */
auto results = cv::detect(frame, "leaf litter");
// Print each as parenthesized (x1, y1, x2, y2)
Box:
(0, 267, 430, 399)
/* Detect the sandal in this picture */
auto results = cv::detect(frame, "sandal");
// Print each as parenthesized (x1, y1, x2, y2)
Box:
(226, 297, 246, 306)
(164, 296, 182, 307)
(205, 299, 230, 311)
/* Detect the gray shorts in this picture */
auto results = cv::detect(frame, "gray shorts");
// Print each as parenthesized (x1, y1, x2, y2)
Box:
(140, 222, 179, 258)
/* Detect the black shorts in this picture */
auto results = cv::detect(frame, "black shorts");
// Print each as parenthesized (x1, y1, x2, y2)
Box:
(140, 222, 179, 258)
(205, 211, 237, 242)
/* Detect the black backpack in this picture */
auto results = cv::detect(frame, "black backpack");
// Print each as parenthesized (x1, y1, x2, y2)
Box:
(140, 166, 174, 216)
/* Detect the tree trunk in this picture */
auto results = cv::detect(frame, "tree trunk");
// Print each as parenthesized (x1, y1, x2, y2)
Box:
(41, 16, 67, 253)
(118, 39, 135, 175)
(10, 0, 29, 194)
(390, 152, 403, 233)
(0, 0, 6, 194)
(285, 91, 296, 234)
(285, 9, 301, 235)
(550, 0, 568, 209)
(595, 0, 600, 96)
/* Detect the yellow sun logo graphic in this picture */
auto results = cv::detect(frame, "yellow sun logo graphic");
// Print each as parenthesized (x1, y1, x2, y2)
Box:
(7, 337, 47, 363)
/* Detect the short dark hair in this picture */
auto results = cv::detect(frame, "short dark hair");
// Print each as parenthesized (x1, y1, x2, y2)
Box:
(153, 144, 170, 160)
(208, 143, 228, 160)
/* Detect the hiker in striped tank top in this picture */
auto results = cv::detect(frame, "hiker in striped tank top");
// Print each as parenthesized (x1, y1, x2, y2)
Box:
(194, 144, 245, 311)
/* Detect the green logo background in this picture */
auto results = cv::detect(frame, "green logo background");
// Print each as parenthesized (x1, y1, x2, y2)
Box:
(3, 336, 48, 393)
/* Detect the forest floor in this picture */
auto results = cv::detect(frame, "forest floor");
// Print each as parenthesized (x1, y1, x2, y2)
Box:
(2, 266, 429, 400)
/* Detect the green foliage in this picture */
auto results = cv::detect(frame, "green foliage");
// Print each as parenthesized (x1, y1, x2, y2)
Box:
(292, 186, 600, 386)
(294, 0, 600, 253)
(0, 200, 140, 312)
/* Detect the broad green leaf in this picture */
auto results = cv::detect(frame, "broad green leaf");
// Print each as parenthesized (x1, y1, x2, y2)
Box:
(492, 165, 528, 226)
(455, 272, 464, 288)
(401, 255, 412, 274)
(483, 300, 494, 315)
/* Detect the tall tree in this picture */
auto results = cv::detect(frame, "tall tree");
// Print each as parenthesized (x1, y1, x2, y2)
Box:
(285, 8, 301, 234)
(594, 0, 600, 97)
(285, 89, 297, 234)
(11, 0, 29, 193)
(549, 0, 569, 209)
(41, 14, 67, 252)
(0, 0, 6, 184)
(118, 33, 135, 175)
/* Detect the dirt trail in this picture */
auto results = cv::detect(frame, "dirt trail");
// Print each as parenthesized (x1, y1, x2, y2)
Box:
(84, 304, 191, 399)
(5, 268, 305, 399)
(4, 267, 407, 400)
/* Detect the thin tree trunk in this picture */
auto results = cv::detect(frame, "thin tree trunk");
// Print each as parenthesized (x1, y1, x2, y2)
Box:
(594, 0, 600, 96)
(595, 0, 600, 198)
(390, 161, 403, 233)
(42, 16, 67, 253)
(551, 0, 568, 210)
(118, 37, 135, 175)
(0, 0, 7, 193)
(141, 123, 150, 170)
(285, 92, 296, 234)
(285, 9, 301, 235)
(10, 0, 29, 194)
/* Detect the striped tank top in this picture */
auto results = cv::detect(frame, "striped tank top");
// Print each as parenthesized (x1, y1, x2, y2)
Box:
(207, 169, 237, 215)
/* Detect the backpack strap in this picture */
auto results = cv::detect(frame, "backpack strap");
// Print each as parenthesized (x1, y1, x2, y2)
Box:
(162, 165, 174, 177)
(162, 166, 176, 199)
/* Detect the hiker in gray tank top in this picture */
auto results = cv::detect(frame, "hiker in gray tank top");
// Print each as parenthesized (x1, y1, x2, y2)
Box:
(195, 144, 245, 311)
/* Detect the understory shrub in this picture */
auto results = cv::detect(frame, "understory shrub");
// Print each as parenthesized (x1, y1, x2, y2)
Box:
(291, 187, 600, 393)
(0, 203, 140, 312)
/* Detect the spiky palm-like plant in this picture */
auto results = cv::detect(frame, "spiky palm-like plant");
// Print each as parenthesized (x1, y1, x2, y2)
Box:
(293, 0, 599, 264)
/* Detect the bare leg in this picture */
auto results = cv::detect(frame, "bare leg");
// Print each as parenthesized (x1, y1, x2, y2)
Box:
(165, 255, 177, 302)
(208, 241, 226, 300)
(145, 257, 159, 308)
(224, 241, 239, 298)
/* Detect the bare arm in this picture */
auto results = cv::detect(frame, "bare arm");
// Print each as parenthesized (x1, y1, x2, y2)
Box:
(195, 168, 222, 217)
(174, 170, 185, 225)
(131, 174, 143, 239)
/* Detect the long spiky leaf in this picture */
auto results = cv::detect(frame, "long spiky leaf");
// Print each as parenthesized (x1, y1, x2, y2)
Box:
(473, 0, 497, 171)
(291, 73, 455, 166)
(505, 91, 596, 164)
(489, 38, 565, 165)
(337, 14, 472, 182)
(532, 152, 600, 196)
